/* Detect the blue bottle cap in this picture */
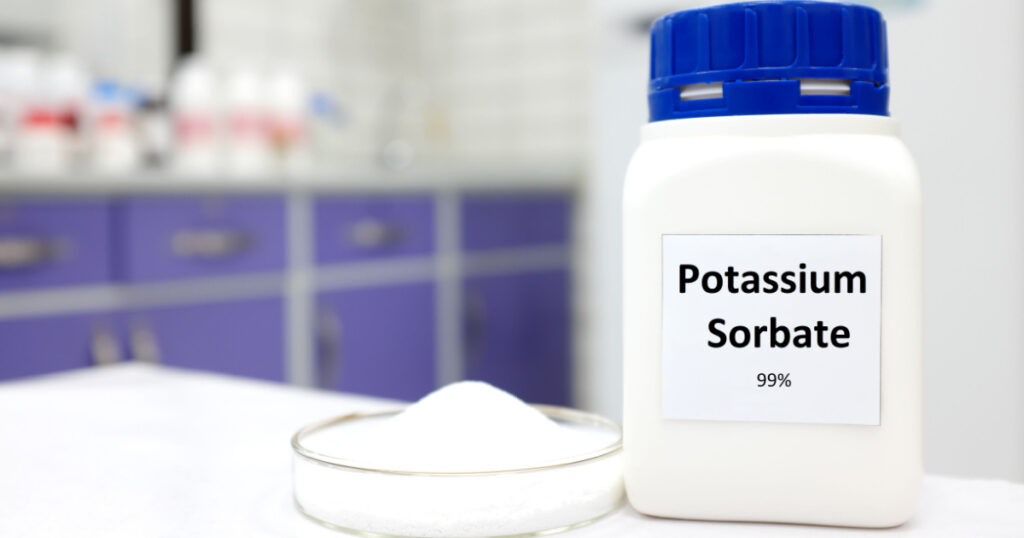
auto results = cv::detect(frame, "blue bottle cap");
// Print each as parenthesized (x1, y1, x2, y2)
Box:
(649, 1, 888, 121)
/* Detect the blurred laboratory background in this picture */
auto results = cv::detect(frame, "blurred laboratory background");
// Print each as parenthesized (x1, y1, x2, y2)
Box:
(0, 0, 1021, 485)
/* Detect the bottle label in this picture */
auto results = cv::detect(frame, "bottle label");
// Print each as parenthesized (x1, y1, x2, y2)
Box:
(661, 234, 881, 425)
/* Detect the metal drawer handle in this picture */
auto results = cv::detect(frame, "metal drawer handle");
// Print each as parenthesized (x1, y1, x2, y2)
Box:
(316, 308, 344, 390)
(171, 228, 252, 259)
(90, 324, 122, 365)
(347, 219, 404, 248)
(130, 321, 162, 363)
(463, 287, 488, 373)
(0, 236, 65, 269)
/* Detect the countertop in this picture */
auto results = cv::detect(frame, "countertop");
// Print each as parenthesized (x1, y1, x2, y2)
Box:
(1, 364, 1021, 537)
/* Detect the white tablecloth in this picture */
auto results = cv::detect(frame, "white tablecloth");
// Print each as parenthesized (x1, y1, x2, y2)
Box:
(1, 364, 1021, 537)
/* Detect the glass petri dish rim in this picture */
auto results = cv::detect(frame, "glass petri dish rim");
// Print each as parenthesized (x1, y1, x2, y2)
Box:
(294, 497, 622, 538)
(291, 404, 623, 477)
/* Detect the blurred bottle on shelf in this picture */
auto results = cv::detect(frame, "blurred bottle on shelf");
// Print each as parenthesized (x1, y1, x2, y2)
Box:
(376, 76, 429, 170)
(10, 53, 87, 173)
(267, 69, 311, 173)
(169, 58, 222, 175)
(0, 49, 333, 178)
(86, 80, 142, 173)
(223, 67, 272, 175)
(138, 97, 171, 169)
(0, 48, 24, 163)
(308, 91, 348, 166)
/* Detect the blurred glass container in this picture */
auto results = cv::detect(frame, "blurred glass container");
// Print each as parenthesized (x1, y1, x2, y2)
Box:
(292, 405, 624, 537)
(376, 76, 430, 170)
(138, 97, 171, 169)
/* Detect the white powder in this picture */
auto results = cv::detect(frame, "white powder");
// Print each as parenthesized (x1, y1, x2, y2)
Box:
(293, 381, 623, 536)
(344, 381, 599, 472)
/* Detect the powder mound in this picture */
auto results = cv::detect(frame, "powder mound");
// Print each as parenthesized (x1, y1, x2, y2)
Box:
(344, 381, 602, 473)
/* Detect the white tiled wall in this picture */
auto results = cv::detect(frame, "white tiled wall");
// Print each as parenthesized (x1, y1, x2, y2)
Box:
(0, 0, 172, 94)
(428, 0, 588, 160)
(200, 0, 419, 159)
(199, 0, 589, 163)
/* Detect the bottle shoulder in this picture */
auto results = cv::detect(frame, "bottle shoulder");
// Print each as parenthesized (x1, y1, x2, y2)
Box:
(623, 118, 920, 213)
(641, 114, 901, 140)
(626, 119, 916, 186)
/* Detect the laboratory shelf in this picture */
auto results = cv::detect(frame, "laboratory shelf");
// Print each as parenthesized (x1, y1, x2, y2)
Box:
(0, 160, 581, 195)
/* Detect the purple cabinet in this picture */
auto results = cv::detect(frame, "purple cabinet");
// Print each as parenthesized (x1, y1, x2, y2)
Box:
(131, 297, 285, 381)
(114, 196, 286, 282)
(314, 195, 434, 265)
(0, 199, 112, 291)
(462, 270, 571, 406)
(0, 311, 123, 381)
(316, 282, 435, 401)
(461, 195, 570, 251)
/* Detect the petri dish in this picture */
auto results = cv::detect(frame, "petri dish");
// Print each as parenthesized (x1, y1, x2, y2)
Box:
(291, 405, 623, 537)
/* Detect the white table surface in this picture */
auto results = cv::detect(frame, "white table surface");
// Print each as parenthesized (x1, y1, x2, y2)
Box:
(1, 364, 1021, 537)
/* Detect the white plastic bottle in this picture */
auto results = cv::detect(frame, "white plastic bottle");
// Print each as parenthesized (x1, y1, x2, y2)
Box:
(169, 58, 222, 175)
(622, 2, 922, 528)
(11, 53, 86, 173)
(266, 68, 311, 173)
(223, 67, 272, 175)
(88, 80, 142, 173)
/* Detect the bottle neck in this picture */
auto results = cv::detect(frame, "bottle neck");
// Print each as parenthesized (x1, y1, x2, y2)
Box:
(649, 79, 889, 121)
(642, 113, 899, 141)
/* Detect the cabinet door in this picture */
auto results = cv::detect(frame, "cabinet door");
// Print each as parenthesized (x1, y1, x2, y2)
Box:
(132, 297, 285, 382)
(0, 312, 123, 381)
(316, 283, 435, 401)
(115, 196, 286, 282)
(461, 195, 570, 251)
(462, 270, 571, 405)
(314, 195, 435, 264)
(0, 198, 113, 291)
